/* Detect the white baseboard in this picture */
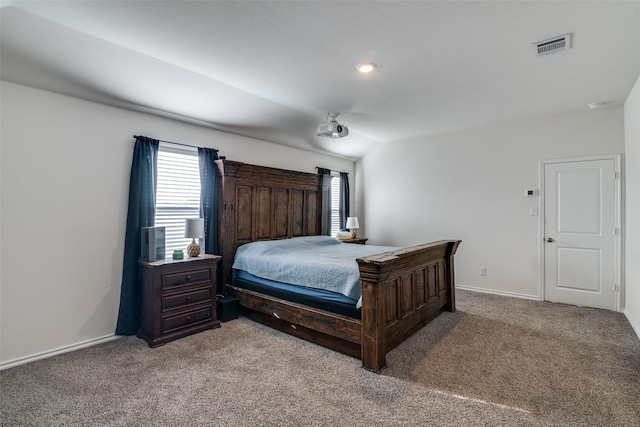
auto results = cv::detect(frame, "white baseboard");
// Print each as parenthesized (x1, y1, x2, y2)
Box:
(456, 285, 541, 301)
(0, 334, 121, 371)
(623, 310, 640, 340)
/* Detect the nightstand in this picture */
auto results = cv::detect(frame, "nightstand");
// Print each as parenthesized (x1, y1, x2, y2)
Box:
(138, 254, 221, 347)
(341, 237, 368, 245)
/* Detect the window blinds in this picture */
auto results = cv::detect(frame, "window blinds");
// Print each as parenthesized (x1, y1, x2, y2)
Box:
(330, 174, 341, 237)
(155, 143, 202, 255)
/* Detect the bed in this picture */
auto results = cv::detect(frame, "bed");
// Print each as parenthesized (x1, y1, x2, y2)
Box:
(216, 159, 460, 372)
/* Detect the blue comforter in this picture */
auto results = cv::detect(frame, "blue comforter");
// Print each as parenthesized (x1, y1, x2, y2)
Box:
(232, 236, 399, 307)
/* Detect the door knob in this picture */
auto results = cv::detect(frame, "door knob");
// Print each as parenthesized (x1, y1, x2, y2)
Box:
(546, 237, 554, 242)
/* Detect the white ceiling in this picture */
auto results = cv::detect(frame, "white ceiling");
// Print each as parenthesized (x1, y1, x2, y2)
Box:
(2, 1, 640, 160)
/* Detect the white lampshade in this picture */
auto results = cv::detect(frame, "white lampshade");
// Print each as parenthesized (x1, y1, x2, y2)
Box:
(346, 217, 359, 229)
(184, 218, 204, 239)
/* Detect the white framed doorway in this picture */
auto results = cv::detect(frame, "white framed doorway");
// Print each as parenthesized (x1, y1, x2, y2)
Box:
(540, 154, 621, 311)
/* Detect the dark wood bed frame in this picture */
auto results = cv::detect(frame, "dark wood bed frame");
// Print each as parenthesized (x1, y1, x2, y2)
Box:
(216, 159, 460, 372)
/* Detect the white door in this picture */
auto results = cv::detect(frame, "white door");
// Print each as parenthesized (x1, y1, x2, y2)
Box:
(543, 157, 618, 310)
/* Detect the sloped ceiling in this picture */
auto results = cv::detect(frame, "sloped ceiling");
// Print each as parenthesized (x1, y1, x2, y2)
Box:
(2, 1, 640, 159)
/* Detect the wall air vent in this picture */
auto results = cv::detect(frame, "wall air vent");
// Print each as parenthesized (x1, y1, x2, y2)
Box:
(536, 33, 572, 56)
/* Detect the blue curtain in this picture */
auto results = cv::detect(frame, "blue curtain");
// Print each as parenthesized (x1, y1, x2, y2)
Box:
(198, 148, 220, 255)
(115, 137, 159, 335)
(339, 171, 350, 229)
(317, 168, 332, 233)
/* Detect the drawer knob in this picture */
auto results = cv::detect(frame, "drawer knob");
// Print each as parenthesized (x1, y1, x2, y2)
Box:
(186, 316, 192, 321)
(186, 296, 191, 302)
(186, 275, 191, 281)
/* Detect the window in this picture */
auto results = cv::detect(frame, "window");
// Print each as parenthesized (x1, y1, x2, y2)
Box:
(330, 173, 341, 237)
(155, 143, 201, 256)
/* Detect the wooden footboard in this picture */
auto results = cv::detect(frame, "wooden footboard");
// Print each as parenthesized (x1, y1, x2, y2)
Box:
(358, 239, 460, 372)
(227, 239, 460, 373)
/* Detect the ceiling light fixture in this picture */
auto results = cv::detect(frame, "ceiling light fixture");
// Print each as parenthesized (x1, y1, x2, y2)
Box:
(357, 62, 377, 73)
(587, 101, 611, 109)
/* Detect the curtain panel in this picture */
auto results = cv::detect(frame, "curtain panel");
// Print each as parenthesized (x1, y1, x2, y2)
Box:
(317, 167, 332, 233)
(339, 171, 350, 229)
(115, 136, 159, 335)
(198, 148, 220, 255)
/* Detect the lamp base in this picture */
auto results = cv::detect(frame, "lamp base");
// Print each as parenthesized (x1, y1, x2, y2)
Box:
(187, 239, 201, 257)
(350, 229, 357, 238)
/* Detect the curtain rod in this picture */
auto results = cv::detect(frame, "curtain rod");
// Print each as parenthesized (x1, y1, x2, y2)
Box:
(133, 135, 218, 152)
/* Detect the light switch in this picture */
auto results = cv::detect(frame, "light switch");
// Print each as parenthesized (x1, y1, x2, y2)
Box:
(530, 207, 538, 216)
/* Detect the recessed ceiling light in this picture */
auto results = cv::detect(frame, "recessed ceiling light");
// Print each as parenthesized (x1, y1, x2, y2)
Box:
(357, 62, 377, 73)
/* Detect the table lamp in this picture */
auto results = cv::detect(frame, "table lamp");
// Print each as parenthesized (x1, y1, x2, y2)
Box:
(184, 218, 204, 257)
(346, 216, 359, 239)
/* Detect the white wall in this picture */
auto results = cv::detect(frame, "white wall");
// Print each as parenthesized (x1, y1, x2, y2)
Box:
(0, 81, 354, 367)
(358, 108, 624, 299)
(624, 75, 640, 337)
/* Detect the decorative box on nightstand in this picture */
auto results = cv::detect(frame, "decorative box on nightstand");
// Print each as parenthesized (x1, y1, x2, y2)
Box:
(138, 254, 221, 347)
(341, 237, 368, 245)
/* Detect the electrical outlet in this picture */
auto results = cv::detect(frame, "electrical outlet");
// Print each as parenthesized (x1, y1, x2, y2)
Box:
(480, 267, 487, 276)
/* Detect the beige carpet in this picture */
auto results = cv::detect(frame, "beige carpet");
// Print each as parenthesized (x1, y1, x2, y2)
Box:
(2, 290, 639, 426)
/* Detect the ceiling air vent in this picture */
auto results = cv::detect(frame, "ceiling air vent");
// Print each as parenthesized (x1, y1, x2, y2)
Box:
(536, 33, 572, 56)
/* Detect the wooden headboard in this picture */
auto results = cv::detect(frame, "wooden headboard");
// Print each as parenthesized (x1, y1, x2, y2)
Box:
(215, 159, 332, 289)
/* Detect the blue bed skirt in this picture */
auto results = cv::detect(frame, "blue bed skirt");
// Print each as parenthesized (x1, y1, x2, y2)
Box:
(232, 269, 361, 319)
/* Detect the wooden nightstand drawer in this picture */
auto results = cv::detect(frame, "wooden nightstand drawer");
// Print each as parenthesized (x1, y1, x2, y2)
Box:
(162, 268, 211, 288)
(162, 306, 212, 334)
(162, 286, 212, 311)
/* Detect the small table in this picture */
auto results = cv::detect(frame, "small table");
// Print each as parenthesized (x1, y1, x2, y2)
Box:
(138, 254, 222, 347)
(341, 237, 368, 245)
